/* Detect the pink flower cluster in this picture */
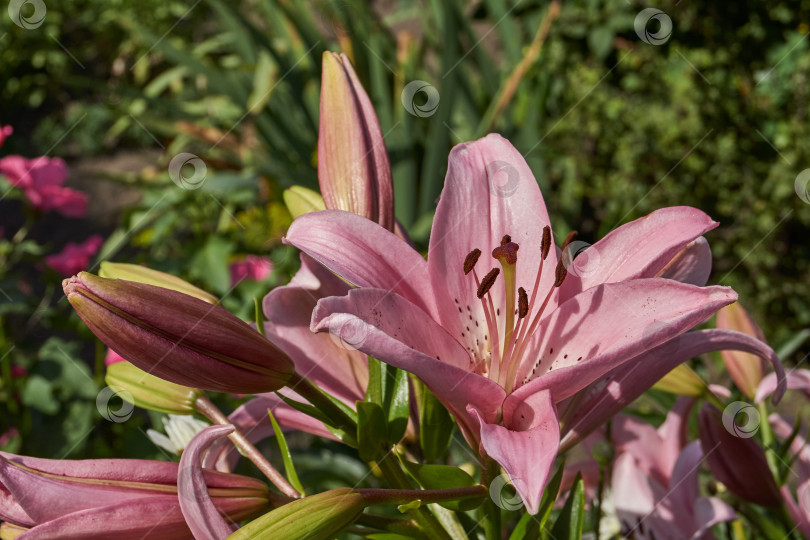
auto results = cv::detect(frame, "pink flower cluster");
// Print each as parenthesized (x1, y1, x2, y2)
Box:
(230, 255, 273, 286)
(0, 155, 87, 218)
(45, 235, 104, 276)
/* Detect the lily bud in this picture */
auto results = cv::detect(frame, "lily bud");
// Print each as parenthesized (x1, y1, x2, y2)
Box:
(716, 302, 767, 398)
(105, 360, 202, 415)
(283, 186, 326, 219)
(652, 364, 706, 397)
(63, 272, 295, 394)
(0, 452, 269, 538)
(229, 488, 366, 540)
(318, 52, 394, 231)
(697, 404, 781, 507)
(99, 261, 218, 304)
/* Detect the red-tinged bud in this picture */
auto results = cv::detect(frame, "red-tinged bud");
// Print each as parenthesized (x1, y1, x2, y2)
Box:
(63, 272, 295, 394)
(0, 452, 268, 538)
(318, 52, 394, 231)
(697, 404, 781, 507)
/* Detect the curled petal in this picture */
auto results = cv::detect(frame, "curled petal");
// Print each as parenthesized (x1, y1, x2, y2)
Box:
(178, 425, 237, 539)
(660, 236, 712, 286)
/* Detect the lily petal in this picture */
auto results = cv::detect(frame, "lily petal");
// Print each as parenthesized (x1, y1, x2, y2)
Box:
(428, 133, 557, 350)
(559, 328, 786, 452)
(178, 425, 237, 540)
(659, 237, 712, 286)
(756, 369, 810, 404)
(311, 288, 506, 436)
(559, 207, 717, 301)
(264, 258, 367, 404)
(513, 279, 736, 403)
(467, 396, 559, 515)
(690, 496, 737, 540)
(17, 496, 191, 540)
(285, 210, 436, 316)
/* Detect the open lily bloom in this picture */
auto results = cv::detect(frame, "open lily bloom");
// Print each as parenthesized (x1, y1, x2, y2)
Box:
(0, 451, 268, 539)
(284, 133, 757, 513)
(612, 399, 736, 539)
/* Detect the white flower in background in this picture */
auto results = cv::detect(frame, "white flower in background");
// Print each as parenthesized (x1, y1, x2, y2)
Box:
(146, 414, 209, 455)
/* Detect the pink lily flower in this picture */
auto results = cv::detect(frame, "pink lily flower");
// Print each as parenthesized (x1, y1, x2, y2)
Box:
(0, 450, 269, 539)
(45, 235, 104, 276)
(285, 133, 744, 513)
(0, 155, 88, 218)
(230, 255, 274, 286)
(612, 399, 737, 539)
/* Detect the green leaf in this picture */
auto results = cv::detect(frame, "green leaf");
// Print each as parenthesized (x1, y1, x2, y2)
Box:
(357, 401, 388, 462)
(267, 409, 305, 495)
(383, 366, 410, 444)
(588, 27, 615, 60)
(417, 380, 454, 462)
(188, 237, 234, 294)
(776, 328, 810, 360)
(366, 357, 383, 405)
(401, 461, 481, 511)
(247, 50, 278, 114)
(275, 392, 356, 446)
(548, 473, 585, 540)
(22, 376, 59, 415)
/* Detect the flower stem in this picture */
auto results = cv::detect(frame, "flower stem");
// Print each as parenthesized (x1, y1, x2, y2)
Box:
(757, 401, 779, 477)
(376, 451, 454, 540)
(287, 372, 357, 434)
(194, 394, 302, 499)
(480, 458, 502, 540)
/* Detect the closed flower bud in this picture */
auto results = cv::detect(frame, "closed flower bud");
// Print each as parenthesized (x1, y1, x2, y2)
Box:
(99, 261, 218, 304)
(283, 186, 326, 219)
(105, 360, 202, 415)
(318, 52, 394, 231)
(229, 488, 367, 540)
(64, 272, 295, 394)
(698, 404, 781, 507)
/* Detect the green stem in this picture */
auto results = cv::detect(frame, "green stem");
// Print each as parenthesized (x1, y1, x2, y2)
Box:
(480, 458, 502, 540)
(195, 394, 301, 500)
(287, 372, 357, 434)
(757, 401, 779, 476)
(377, 451, 453, 540)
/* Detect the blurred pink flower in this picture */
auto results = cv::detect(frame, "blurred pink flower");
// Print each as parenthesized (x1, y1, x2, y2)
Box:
(45, 235, 104, 276)
(230, 255, 273, 285)
(0, 155, 87, 217)
(0, 428, 18, 447)
(0, 125, 12, 148)
(104, 348, 126, 366)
